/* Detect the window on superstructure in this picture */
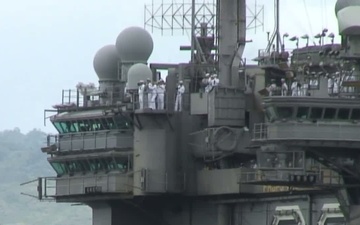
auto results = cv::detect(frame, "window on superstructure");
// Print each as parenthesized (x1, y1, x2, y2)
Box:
(296, 107, 309, 119)
(103, 157, 116, 171)
(77, 159, 90, 172)
(323, 108, 336, 119)
(50, 162, 66, 176)
(338, 108, 350, 120)
(100, 118, 111, 130)
(72, 121, 80, 132)
(114, 116, 131, 129)
(310, 107, 323, 119)
(277, 221, 297, 225)
(88, 119, 100, 131)
(351, 109, 360, 120)
(53, 122, 64, 133)
(277, 107, 293, 119)
(114, 157, 129, 171)
(78, 120, 88, 132)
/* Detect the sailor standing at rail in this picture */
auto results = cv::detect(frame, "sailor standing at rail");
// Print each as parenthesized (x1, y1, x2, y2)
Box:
(204, 73, 211, 92)
(138, 80, 145, 109)
(156, 79, 166, 110)
(268, 79, 277, 96)
(281, 78, 288, 96)
(175, 80, 185, 112)
(146, 78, 157, 109)
(291, 78, 299, 96)
(212, 74, 220, 87)
(328, 75, 334, 96)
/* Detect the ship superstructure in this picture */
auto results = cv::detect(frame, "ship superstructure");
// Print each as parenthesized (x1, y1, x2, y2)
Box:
(25, 0, 360, 225)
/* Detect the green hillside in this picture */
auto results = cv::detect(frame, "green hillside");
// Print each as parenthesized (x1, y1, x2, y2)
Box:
(0, 128, 91, 225)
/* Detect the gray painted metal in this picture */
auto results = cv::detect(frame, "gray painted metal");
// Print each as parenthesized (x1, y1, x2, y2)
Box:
(253, 122, 360, 143)
(133, 115, 180, 195)
(93, 45, 120, 81)
(55, 173, 133, 196)
(34, 1, 358, 225)
(207, 87, 245, 127)
(189, 127, 251, 158)
(56, 130, 133, 152)
(115, 26, 153, 63)
(335, 0, 360, 15)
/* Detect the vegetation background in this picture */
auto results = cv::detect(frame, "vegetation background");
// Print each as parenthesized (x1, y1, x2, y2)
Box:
(0, 128, 91, 225)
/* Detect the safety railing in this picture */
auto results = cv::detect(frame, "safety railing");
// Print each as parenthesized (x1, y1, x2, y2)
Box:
(44, 173, 134, 197)
(45, 130, 133, 152)
(253, 123, 360, 142)
(52, 88, 191, 112)
(239, 169, 343, 186)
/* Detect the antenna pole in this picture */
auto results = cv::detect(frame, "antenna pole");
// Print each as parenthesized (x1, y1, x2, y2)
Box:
(275, 0, 280, 52)
(191, 0, 195, 64)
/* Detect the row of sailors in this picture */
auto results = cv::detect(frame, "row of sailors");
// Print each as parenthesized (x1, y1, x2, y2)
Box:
(329, 73, 356, 95)
(202, 73, 220, 92)
(268, 78, 316, 97)
(268, 74, 357, 97)
(137, 79, 185, 111)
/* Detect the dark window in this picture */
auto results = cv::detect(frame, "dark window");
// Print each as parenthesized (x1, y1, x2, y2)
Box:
(338, 108, 350, 120)
(324, 217, 346, 225)
(324, 108, 336, 119)
(53, 122, 64, 133)
(351, 109, 360, 120)
(50, 162, 66, 176)
(296, 107, 309, 119)
(277, 220, 298, 225)
(310, 107, 323, 119)
(277, 107, 293, 119)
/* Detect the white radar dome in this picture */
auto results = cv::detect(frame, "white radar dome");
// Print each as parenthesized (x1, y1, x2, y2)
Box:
(127, 63, 153, 90)
(115, 26, 154, 63)
(93, 45, 120, 81)
(335, 0, 360, 35)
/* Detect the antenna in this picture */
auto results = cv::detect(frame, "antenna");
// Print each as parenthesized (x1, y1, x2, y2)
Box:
(144, 0, 264, 35)
(144, 0, 264, 67)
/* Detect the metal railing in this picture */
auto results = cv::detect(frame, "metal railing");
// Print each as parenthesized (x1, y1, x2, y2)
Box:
(45, 130, 133, 152)
(37, 170, 186, 198)
(239, 169, 343, 186)
(43, 173, 133, 197)
(253, 123, 360, 142)
(54, 88, 191, 112)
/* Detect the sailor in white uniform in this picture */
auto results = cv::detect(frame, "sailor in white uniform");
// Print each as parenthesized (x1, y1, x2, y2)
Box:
(156, 79, 166, 110)
(281, 78, 288, 96)
(175, 80, 185, 112)
(268, 79, 277, 96)
(146, 78, 157, 109)
(138, 80, 145, 109)
(202, 73, 210, 92)
(291, 78, 299, 96)
(212, 74, 220, 87)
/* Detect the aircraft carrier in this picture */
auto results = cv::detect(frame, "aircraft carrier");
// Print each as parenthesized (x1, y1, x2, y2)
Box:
(27, 0, 360, 224)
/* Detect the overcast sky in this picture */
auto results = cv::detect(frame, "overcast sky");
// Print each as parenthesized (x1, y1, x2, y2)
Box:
(0, 0, 338, 133)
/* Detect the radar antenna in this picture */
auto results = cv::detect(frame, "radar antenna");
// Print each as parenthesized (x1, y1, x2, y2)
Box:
(144, 0, 264, 65)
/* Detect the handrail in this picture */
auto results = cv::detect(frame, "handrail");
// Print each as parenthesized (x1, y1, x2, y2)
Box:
(45, 130, 133, 152)
(53, 89, 191, 112)
(253, 123, 360, 142)
(240, 169, 342, 186)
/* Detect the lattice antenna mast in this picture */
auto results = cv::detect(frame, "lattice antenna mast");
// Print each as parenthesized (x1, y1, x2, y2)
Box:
(144, 0, 264, 63)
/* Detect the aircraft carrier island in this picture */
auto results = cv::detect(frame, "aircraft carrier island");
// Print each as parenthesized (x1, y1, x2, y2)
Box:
(27, 0, 360, 224)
